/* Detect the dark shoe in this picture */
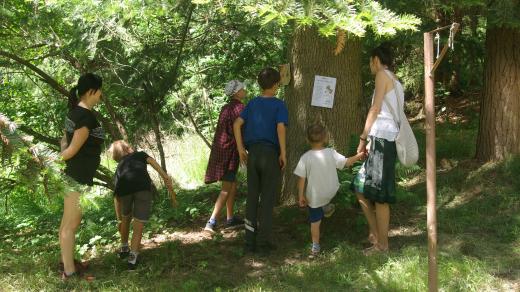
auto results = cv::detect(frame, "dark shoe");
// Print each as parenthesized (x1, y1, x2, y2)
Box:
(224, 217, 244, 229)
(204, 221, 217, 233)
(118, 246, 130, 259)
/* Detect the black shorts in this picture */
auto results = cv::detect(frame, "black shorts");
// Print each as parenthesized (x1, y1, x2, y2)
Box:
(221, 170, 237, 182)
(117, 190, 153, 222)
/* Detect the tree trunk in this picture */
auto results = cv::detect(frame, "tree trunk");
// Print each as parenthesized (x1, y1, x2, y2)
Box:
(103, 97, 128, 141)
(281, 26, 364, 204)
(476, 26, 520, 161)
(150, 114, 168, 173)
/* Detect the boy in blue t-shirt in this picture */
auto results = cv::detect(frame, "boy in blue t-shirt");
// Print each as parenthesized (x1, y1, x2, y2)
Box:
(233, 67, 288, 254)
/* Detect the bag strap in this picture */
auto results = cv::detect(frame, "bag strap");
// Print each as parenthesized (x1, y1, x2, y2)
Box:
(382, 70, 403, 128)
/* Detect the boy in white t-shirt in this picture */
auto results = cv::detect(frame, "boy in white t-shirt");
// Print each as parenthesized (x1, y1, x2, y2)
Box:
(294, 124, 365, 257)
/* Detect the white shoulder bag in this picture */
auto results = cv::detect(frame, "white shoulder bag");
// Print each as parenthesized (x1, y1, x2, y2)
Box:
(383, 74, 419, 166)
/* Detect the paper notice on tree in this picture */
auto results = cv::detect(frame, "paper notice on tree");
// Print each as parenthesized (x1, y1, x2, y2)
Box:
(311, 75, 336, 108)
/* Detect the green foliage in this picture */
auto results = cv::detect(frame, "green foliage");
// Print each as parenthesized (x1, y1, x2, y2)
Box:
(245, 0, 421, 37)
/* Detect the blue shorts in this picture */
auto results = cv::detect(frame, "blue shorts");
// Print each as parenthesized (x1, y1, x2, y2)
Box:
(308, 206, 324, 223)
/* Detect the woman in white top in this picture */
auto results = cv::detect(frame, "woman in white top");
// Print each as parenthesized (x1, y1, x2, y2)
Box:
(353, 45, 404, 254)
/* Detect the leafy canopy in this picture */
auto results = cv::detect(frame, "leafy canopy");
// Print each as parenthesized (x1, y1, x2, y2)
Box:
(243, 0, 421, 37)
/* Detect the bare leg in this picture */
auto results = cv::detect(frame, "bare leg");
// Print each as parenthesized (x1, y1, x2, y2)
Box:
(311, 221, 321, 245)
(225, 182, 238, 220)
(208, 181, 233, 221)
(375, 203, 390, 250)
(114, 197, 128, 245)
(130, 220, 145, 253)
(59, 192, 82, 274)
(120, 216, 131, 245)
(356, 193, 378, 244)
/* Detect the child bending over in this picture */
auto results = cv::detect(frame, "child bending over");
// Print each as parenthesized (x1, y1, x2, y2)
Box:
(109, 140, 177, 269)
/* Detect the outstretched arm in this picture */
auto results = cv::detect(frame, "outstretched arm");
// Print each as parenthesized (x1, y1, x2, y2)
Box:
(147, 157, 177, 207)
(345, 152, 366, 168)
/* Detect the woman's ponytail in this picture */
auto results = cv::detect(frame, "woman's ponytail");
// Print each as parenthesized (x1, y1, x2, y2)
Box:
(68, 86, 79, 109)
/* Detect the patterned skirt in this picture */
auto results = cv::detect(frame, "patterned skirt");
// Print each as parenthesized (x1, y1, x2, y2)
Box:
(352, 136, 397, 204)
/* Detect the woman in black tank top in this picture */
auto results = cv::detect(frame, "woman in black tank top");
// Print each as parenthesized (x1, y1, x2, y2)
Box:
(59, 73, 103, 280)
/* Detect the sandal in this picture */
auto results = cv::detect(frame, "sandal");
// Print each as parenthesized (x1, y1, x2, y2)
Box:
(58, 259, 89, 273)
(61, 271, 95, 282)
(363, 245, 388, 256)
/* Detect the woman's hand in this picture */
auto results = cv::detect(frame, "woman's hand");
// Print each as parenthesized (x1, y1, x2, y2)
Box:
(357, 139, 368, 155)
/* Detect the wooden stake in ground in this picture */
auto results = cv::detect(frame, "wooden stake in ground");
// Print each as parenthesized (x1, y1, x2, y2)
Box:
(423, 31, 438, 292)
(423, 23, 460, 292)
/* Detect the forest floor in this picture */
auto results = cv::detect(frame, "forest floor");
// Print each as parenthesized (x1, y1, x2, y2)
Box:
(1, 97, 519, 291)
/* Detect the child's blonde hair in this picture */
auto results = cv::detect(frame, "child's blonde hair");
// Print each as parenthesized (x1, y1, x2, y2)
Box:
(307, 124, 328, 143)
(108, 140, 134, 162)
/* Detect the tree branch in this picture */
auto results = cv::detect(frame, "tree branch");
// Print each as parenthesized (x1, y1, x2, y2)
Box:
(163, 3, 195, 94)
(181, 99, 211, 149)
(17, 125, 114, 190)
(17, 125, 60, 149)
(0, 50, 71, 98)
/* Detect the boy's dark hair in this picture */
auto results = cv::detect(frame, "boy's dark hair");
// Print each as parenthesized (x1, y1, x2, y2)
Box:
(371, 44, 393, 69)
(257, 67, 281, 90)
(68, 73, 103, 109)
(307, 124, 327, 143)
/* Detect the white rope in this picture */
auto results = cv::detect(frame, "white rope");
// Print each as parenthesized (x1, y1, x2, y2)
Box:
(435, 32, 440, 59)
(449, 23, 455, 50)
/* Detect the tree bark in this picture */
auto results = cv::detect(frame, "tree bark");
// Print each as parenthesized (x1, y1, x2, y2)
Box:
(476, 26, 520, 161)
(281, 26, 364, 204)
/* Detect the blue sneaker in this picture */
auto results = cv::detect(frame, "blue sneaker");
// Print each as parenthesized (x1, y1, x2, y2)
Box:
(204, 220, 217, 233)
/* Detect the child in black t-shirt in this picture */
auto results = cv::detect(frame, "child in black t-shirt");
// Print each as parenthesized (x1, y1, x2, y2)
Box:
(109, 140, 177, 269)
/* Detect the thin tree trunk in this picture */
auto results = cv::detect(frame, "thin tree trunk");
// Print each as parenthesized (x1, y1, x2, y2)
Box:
(103, 97, 128, 140)
(476, 26, 520, 161)
(150, 113, 168, 173)
(282, 26, 364, 204)
(182, 100, 212, 149)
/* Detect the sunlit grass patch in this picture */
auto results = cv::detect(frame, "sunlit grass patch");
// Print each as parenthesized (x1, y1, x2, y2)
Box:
(142, 133, 210, 189)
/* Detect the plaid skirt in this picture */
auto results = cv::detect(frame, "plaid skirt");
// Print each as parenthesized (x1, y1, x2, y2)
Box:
(352, 136, 397, 204)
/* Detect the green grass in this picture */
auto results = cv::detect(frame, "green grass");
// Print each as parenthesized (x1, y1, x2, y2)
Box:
(0, 122, 519, 291)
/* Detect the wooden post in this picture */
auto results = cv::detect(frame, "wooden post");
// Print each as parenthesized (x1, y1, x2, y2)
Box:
(424, 32, 438, 292)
